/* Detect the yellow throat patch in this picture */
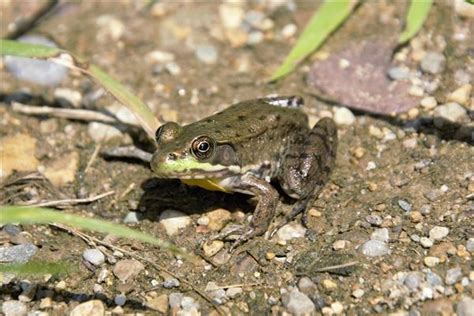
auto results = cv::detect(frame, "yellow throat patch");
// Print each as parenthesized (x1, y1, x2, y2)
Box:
(180, 178, 230, 193)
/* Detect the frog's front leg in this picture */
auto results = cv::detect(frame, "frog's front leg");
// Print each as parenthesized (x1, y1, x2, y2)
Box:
(230, 173, 279, 251)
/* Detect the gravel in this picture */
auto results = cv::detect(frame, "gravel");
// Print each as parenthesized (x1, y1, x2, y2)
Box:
(445, 267, 462, 285)
(398, 199, 412, 212)
(283, 289, 315, 315)
(2, 300, 28, 316)
(434, 103, 468, 125)
(420, 52, 446, 74)
(361, 240, 390, 257)
(333, 107, 356, 125)
(159, 210, 191, 236)
(429, 226, 450, 241)
(114, 294, 126, 306)
(371, 228, 389, 243)
(387, 67, 410, 80)
(0, 244, 38, 263)
(457, 297, 474, 316)
(466, 238, 474, 252)
(195, 44, 218, 64)
(82, 249, 105, 266)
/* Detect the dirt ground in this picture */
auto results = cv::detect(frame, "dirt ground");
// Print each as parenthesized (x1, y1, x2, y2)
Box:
(1, 1, 473, 315)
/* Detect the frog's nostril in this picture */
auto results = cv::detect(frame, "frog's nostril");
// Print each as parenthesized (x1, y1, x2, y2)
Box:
(167, 153, 177, 161)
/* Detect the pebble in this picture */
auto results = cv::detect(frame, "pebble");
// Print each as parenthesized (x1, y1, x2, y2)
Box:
(195, 44, 218, 64)
(331, 301, 344, 314)
(96, 15, 124, 41)
(426, 271, 443, 286)
(123, 211, 140, 224)
(146, 294, 168, 313)
(420, 237, 433, 248)
(88, 122, 123, 142)
(219, 3, 244, 29)
(163, 277, 180, 288)
(226, 287, 243, 299)
(429, 226, 449, 241)
(420, 96, 437, 109)
(409, 85, 424, 97)
(404, 272, 422, 289)
(366, 214, 383, 226)
(0, 244, 38, 263)
(371, 228, 389, 243)
(275, 222, 306, 242)
(2, 300, 27, 316)
(82, 249, 105, 266)
(387, 67, 410, 80)
(55, 280, 66, 290)
(283, 289, 315, 315)
(398, 199, 412, 212)
(454, 69, 472, 85)
(203, 240, 224, 257)
(70, 300, 105, 316)
(332, 240, 349, 250)
(181, 296, 200, 310)
(403, 138, 417, 149)
(434, 103, 468, 124)
(352, 289, 365, 299)
(322, 279, 338, 290)
(410, 211, 423, 223)
(39, 297, 52, 309)
(205, 208, 231, 231)
(424, 256, 440, 267)
(445, 267, 462, 285)
(107, 103, 140, 126)
(333, 107, 355, 125)
(366, 161, 377, 171)
(159, 210, 191, 236)
(361, 240, 390, 257)
(4, 35, 68, 86)
(54, 88, 82, 108)
(146, 50, 175, 64)
(113, 259, 144, 282)
(466, 238, 474, 252)
(420, 204, 432, 215)
(169, 292, 184, 309)
(420, 52, 446, 74)
(457, 297, 474, 316)
(281, 23, 297, 38)
(114, 294, 126, 306)
(447, 84, 472, 106)
(165, 62, 181, 76)
(44, 152, 79, 186)
(1, 133, 40, 178)
(298, 277, 318, 294)
(247, 31, 264, 45)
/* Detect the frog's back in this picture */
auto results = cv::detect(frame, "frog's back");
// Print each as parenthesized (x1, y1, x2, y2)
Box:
(188, 96, 309, 142)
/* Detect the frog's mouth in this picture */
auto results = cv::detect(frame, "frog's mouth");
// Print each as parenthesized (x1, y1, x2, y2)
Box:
(151, 156, 241, 179)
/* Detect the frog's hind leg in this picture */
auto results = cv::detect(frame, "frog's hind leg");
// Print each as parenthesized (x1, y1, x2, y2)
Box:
(273, 117, 338, 233)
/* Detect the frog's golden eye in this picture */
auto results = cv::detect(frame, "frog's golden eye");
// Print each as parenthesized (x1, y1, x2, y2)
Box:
(191, 136, 214, 160)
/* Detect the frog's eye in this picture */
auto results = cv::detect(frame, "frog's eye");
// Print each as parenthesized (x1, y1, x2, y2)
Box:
(191, 136, 215, 160)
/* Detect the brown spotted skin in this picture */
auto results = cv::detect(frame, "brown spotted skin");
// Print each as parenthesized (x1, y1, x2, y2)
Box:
(151, 96, 338, 249)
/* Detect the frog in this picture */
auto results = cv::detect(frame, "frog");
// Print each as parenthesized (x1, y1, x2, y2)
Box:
(150, 96, 337, 249)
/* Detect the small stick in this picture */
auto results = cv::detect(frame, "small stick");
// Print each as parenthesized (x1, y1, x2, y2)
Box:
(84, 144, 102, 174)
(23, 190, 115, 208)
(101, 146, 153, 163)
(313, 261, 359, 273)
(6, 0, 59, 39)
(12, 102, 118, 124)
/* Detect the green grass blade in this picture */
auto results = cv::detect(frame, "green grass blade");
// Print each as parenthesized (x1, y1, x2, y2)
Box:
(269, 0, 354, 82)
(1, 206, 196, 262)
(89, 65, 159, 138)
(0, 261, 73, 276)
(399, 0, 433, 44)
(0, 39, 62, 58)
(0, 39, 160, 139)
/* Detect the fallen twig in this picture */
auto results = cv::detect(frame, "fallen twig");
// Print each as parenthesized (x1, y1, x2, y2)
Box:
(12, 102, 118, 124)
(23, 190, 115, 208)
(84, 144, 102, 174)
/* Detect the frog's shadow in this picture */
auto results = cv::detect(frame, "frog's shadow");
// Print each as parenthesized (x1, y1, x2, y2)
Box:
(138, 178, 254, 221)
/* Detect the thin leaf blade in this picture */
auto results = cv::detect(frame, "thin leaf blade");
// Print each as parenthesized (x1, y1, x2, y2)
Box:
(0, 39, 160, 139)
(1, 206, 196, 262)
(399, 0, 433, 44)
(0, 261, 73, 276)
(270, 0, 354, 82)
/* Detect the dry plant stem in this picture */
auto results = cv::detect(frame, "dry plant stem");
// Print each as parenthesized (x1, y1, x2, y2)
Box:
(12, 102, 119, 124)
(24, 190, 115, 207)
(52, 223, 225, 315)
(313, 261, 359, 273)
(6, 0, 59, 39)
(84, 144, 102, 174)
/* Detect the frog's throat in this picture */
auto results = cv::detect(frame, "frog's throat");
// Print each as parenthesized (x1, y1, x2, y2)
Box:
(154, 157, 241, 179)
(181, 178, 231, 192)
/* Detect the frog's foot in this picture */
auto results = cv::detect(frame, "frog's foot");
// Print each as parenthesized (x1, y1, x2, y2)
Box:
(269, 200, 307, 237)
(211, 224, 245, 241)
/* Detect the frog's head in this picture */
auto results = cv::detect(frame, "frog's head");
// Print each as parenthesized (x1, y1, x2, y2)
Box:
(150, 122, 241, 179)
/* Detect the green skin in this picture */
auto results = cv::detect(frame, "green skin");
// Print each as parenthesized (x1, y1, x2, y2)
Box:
(151, 96, 338, 249)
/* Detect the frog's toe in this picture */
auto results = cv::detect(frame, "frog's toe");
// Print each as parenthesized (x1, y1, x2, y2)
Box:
(229, 228, 256, 252)
(211, 224, 245, 241)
